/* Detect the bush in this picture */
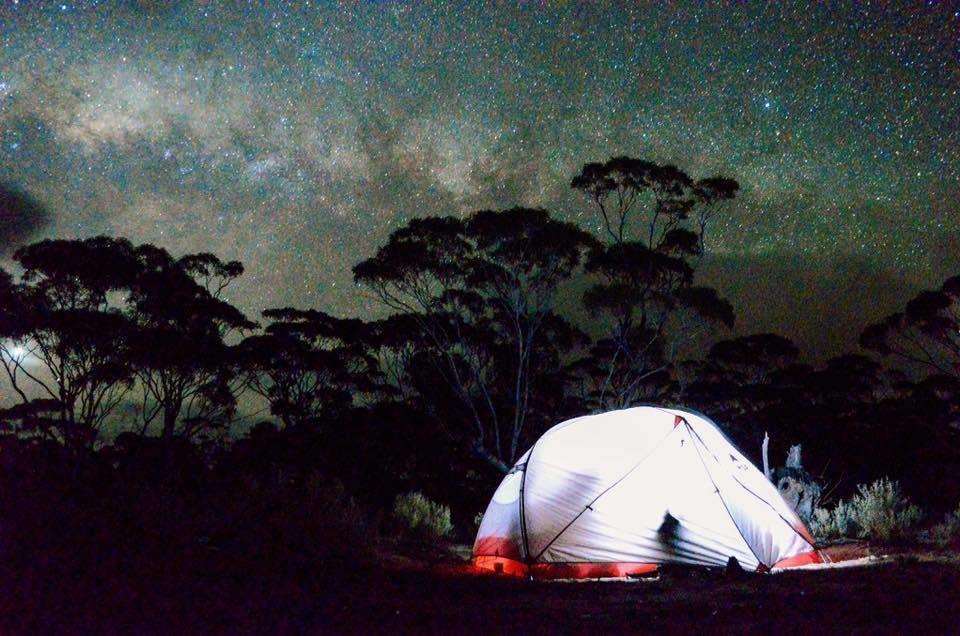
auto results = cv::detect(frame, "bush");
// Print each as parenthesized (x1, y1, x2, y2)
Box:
(809, 478, 922, 543)
(811, 499, 856, 542)
(392, 491, 453, 542)
(233, 473, 376, 571)
(925, 504, 960, 548)
(849, 478, 922, 542)
(305, 474, 373, 556)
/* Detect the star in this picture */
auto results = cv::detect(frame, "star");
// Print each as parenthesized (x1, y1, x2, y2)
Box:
(0, 1, 955, 363)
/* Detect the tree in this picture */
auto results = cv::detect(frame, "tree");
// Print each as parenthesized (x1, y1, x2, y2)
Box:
(698, 333, 800, 385)
(361, 313, 425, 404)
(125, 245, 254, 442)
(857, 281, 960, 499)
(463, 208, 598, 460)
(682, 333, 801, 435)
(240, 308, 376, 430)
(571, 157, 738, 409)
(0, 237, 138, 447)
(860, 275, 960, 380)
(354, 207, 595, 470)
(0, 399, 65, 442)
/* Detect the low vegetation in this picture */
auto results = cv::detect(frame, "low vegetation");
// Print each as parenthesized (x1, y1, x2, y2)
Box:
(925, 504, 960, 548)
(811, 499, 858, 542)
(392, 491, 454, 543)
(812, 478, 923, 543)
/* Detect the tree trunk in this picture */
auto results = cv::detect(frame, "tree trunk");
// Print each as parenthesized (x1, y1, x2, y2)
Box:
(162, 405, 177, 442)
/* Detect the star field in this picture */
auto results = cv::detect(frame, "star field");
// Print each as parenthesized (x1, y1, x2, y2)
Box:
(1, 1, 958, 358)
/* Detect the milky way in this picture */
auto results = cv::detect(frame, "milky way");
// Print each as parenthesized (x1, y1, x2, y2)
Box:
(1, 1, 958, 359)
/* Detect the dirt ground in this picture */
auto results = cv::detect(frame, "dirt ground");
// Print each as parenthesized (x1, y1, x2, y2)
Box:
(321, 552, 960, 634)
(4, 544, 960, 633)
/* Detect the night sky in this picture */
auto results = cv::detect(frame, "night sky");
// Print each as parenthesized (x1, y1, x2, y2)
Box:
(1, 1, 958, 359)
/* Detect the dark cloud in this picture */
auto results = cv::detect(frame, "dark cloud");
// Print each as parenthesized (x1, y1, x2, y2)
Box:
(699, 253, 924, 362)
(0, 182, 50, 253)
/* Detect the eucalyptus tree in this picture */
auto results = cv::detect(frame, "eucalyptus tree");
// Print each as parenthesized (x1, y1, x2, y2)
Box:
(240, 308, 376, 430)
(570, 157, 738, 409)
(354, 207, 596, 470)
(125, 245, 254, 442)
(860, 275, 960, 380)
(682, 333, 801, 428)
(0, 237, 139, 446)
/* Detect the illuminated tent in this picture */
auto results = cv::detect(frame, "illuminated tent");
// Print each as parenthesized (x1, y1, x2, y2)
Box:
(473, 406, 821, 578)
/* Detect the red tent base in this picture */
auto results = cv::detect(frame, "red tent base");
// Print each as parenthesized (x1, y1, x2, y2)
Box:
(474, 549, 824, 579)
(474, 556, 657, 579)
(772, 550, 823, 569)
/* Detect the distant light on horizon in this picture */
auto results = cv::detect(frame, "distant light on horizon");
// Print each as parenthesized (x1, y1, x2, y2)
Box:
(3, 343, 35, 366)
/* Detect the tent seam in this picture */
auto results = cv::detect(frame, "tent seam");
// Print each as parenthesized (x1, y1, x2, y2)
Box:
(684, 421, 767, 570)
(531, 422, 681, 562)
(726, 473, 818, 549)
(682, 420, 817, 550)
(518, 436, 542, 564)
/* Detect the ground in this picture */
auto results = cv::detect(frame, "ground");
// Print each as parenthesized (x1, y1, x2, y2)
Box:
(4, 543, 959, 633)
(324, 548, 960, 634)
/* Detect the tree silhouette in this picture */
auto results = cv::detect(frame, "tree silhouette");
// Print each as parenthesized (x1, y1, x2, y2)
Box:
(861, 275, 960, 380)
(0, 237, 138, 446)
(0, 237, 254, 447)
(125, 245, 254, 442)
(354, 207, 595, 470)
(571, 157, 738, 409)
(0, 398, 65, 442)
(360, 313, 425, 404)
(240, 308, 376, 430)
(683, 333, 801, 433)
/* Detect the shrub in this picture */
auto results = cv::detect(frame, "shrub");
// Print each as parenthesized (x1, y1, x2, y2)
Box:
(270, 473, 375, 567)
(848, 478, 922, 542)
(392, 491, 453, 542)
(925, 504, 960, 548)
(307, 474, 370, 536)
(810, 499, 856, 542)
(809, 478, 922, 543)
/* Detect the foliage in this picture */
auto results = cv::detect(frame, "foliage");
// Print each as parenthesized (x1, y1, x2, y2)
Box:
(354, 206, 596, 471)
(570, 157, 738, 411)
(861, 276, 960, 381)
(850, 478, 922, 542)
(812, 479, 922, 543)
(810, 500, 857, 542)
(0, 237, 256, 449)
(924, 504, 960, 549)
(682, 333, 801, 437)
(126, 244, 254, 440)
(0, 237, 139, 445)
(392, 491, 454, 543)
(303, 474, 375, 564)
(3, 159, 960, 571)
(240, 308, 377, 430)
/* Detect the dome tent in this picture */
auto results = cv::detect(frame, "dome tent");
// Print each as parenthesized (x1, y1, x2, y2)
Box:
(473, 406, 821, 578)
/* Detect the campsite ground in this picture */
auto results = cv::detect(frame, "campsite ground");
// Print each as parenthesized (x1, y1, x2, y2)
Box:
(6, 542, 960, 633)
(321, 549, 960, 634)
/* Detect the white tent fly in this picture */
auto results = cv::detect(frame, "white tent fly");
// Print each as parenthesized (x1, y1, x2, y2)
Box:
(473, 406, 821, 578)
